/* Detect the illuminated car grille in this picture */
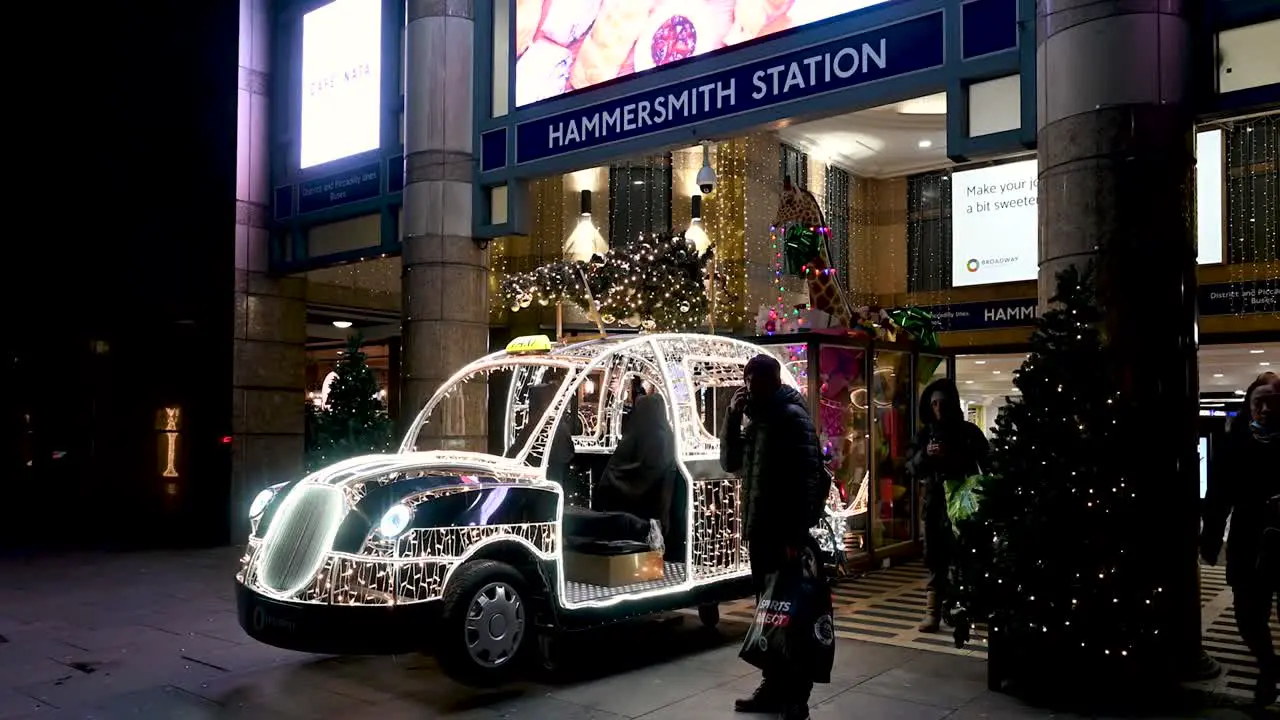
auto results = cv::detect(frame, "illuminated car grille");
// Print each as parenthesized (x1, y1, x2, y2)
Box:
(258, 485, 344, 595)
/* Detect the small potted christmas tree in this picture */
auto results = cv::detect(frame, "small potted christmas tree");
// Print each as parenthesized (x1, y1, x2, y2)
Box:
(306, 334, 393, 470)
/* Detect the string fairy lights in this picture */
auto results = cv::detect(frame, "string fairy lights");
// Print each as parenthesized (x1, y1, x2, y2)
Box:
(240, 333, 833, 621)
(497, 233, 726, 333)
(1223, 113, 1279, 318)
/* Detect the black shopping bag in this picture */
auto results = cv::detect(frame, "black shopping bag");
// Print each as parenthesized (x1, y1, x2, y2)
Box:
(739, 546, 836, 684)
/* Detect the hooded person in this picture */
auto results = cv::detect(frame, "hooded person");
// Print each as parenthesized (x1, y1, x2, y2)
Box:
(907, 377, 990, 634)
(595, 394, 677, 539)
(1202, 373, 1280, 707)
(720, 353, 825, 719)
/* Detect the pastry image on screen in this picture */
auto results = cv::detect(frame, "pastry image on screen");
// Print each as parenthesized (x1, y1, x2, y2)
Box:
(515, 0, 896, 106)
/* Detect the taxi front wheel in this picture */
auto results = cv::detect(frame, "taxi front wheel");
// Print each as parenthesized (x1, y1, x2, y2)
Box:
(436, 560, 530, 687)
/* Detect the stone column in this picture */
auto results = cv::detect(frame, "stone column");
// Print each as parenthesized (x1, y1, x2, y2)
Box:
(231, 0, 307, 540)
(401, 0, 489, 450)
(1037, 0, 1203, 677)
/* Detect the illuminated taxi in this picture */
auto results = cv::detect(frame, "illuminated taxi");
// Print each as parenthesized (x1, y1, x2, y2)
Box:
(235, 333, 801, 685)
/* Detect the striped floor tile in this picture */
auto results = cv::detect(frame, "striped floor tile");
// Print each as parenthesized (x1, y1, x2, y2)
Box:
(1199, 598, 1280, 703)
(705, 560, 1271, 679)
(708, 561, 989, 657)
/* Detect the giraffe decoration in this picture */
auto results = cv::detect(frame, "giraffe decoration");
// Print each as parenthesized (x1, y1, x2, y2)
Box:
(771, 176, 854, 327)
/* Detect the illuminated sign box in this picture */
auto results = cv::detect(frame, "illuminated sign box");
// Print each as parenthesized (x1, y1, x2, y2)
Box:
(300, 0, 382, 169)
(515, 11, 944, 164)
(950, 159, 1039, 288)
(515, 0, 899, 107)
(949, 130, 1225, 287)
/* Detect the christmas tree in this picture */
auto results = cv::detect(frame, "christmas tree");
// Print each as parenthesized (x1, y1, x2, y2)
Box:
(306, 334, 393, 469)
(500, 233, 728, 333)
(948, 263, 1166, 678)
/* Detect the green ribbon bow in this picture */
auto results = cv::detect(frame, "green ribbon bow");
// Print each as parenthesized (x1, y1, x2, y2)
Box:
(782, 225, 823, 277)
(887, 307, 939, 350)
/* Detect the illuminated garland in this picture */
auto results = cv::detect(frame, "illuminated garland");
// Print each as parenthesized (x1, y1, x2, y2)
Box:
(499, 233, 734, 332)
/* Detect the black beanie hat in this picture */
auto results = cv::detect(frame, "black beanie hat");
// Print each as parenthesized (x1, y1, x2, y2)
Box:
(745, 353, 782, 381)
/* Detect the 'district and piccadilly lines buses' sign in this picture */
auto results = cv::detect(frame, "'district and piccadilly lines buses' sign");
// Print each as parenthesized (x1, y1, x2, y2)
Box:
(514, 11, 944, 165)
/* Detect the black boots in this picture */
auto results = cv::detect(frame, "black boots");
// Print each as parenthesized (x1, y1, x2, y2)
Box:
(780, 702, 811, 719)
(734, 679, 784, 713)
(1256, 664, 1277, 707)
(734, 678, 811, 718)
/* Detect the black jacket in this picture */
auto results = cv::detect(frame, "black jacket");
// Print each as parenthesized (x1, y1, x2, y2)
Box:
(596, 394, 678, 534)
(907, 378, 990, 564)
(1203, 427, 1280, 588)
(720, 385, 824, 544)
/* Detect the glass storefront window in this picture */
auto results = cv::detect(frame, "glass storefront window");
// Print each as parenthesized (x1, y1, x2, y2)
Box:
(491, 0, 509, 117)
(306, 343, 392, 410)
(871, 350, 914, 551)
(954, 354, 1027, 438)
(816, 344, 870, 558)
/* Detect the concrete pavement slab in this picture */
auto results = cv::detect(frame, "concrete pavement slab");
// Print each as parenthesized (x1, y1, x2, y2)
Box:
(852, 665, 990, 709)
(628, 687, 751, 719)
(0, 689, 52, 719)
(2, 547, 1268, 719)
(809, 688, 954, 720)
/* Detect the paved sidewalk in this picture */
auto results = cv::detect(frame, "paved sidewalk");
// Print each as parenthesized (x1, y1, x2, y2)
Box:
(0, 548, 1265, 719)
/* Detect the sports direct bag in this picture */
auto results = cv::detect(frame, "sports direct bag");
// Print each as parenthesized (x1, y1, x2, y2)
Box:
(739, 546, 836, 684)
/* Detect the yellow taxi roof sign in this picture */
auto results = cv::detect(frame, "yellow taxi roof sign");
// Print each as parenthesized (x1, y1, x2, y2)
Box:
(506, 335, 554, 354)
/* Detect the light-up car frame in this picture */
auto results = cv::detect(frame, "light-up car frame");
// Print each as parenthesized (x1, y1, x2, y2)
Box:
(235, 333, 801, 685)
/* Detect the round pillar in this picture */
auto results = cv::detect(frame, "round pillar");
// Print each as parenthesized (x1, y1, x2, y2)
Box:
(401, 0, 489, 450)
(1036, 0, 1203, 678)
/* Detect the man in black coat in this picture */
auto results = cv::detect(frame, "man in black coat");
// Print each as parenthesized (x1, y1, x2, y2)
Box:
(721, 353, 825, 720)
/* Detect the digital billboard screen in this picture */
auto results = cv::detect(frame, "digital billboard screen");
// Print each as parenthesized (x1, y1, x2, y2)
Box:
(515, 0, 895, 107)
(300, 0, 382, 169)
(950, 159, 1040, 288)
(950, 131, 1225, 287)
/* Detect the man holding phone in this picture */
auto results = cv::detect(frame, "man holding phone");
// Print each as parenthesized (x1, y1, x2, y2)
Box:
(720, 354, 825, 719)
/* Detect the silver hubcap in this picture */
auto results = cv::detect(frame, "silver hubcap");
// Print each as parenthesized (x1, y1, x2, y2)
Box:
(464, 582, 525, 668)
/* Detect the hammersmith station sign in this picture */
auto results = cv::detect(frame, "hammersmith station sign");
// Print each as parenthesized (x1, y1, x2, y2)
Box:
(514, 11, 945, 165)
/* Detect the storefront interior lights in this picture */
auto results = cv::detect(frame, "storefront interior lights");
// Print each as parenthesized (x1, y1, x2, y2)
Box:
(565, 190, 606, 261)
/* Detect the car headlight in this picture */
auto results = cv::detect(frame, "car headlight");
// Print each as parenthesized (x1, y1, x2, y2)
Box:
(249, 488, 277, 518)
(378, 504, 413, 538)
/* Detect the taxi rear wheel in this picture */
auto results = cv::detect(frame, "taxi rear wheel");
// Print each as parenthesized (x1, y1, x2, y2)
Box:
(436, 560, 530, 687)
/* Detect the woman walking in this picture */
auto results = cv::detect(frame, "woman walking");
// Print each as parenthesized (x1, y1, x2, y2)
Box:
(1202, 373, 1280, 707)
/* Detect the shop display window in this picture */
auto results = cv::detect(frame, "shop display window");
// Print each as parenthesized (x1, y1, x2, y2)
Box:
(754, 334, 934, 566)
(871, 350, 914, 551)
